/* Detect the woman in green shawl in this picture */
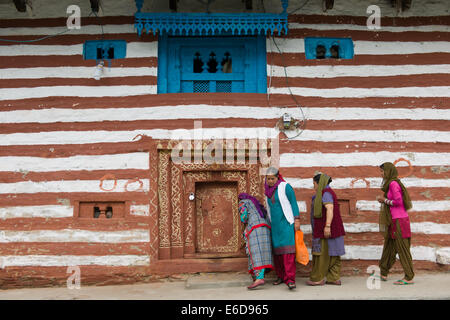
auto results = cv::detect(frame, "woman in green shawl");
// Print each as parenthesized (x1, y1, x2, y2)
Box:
(376, 162, 415, 285)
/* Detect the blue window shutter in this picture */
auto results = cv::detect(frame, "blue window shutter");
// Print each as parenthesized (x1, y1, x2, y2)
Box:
(158, 36, 266, 94)
(157, 34, 168, 94)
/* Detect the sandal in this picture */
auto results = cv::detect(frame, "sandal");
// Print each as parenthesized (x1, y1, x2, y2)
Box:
(273, 278, 283, 285)
(287, 282, 296, 290)
(326, 280, 342, 286)
(306, 280, 325, 286)
(394, 279, 414, 285)
(372, 274, 388, 281)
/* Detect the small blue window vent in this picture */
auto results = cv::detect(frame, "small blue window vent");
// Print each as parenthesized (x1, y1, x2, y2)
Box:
(304, 37, 354, 59)
(83, 40, 127, 61)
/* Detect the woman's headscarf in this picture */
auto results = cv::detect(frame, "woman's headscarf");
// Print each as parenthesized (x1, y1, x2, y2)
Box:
(379, 162, 412, 237)
(264, 167, 286, 200)
(238, 193, 267, 219)
(313, 173, 331, 219)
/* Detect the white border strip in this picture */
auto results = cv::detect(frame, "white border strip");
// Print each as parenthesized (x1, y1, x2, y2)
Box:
(0, 255, 149, 267)
(2, 41, 449, 57)
(1, 106, 449, 123)
(0, 153, 150, 172)
(1, 129, 449, 146)
(0, 85, 157, 100)
(300, 223, 450, 235)
(0, 205, 73, 219)
(357, 200, 450, 212)
(1, 85, 449, 100)
(268, 64, 450, 78)
(0, 42, 158, 57)
(0, 67, 157, 79)
(268, 86, 450, 98)
(281, 152, 450, 167)
(0, 204, 151, 219)
(287, 178, 450, 189)
(0, 179, 150, 194)
(268, 39, 450, 54)
(0, 229, 149, 243)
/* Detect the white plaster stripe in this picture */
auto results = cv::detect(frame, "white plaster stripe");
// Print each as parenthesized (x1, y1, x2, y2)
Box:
(354, 41, 450, 55)
(297, 201, 307, 212)
(286, 178, 450, 189)
(0, 179, 150, 194)
(268, 64, 450, 78)
(0, 85, 157, 101)
(0, 67, 157, 79)
(0, 204, 151, 219)
(0, 42, 158, 57)
(1, 85, 449, 100)
(1, 23, 448, 36)
(0, 229, 149, 243)
(281, 152, 450, 167)
(291, 245, 445, 262)
(269, 86, 450, 98)
(288, 23, 450, 33)
(1, 129, 450, 146)
(130, 204, 150, 217)
(301, 223, 450, 235)
(291, 130, 450, 142)
(0, 255, 149, 268)
(2, 40, 449, 57)
(355, 200, 450, 212)
(0, 205, 73, 219)
(1, 106, 449, 124)
(268, 39, 450, 54)
(340, 245, 445, 262)
(0, 153, 150, 172)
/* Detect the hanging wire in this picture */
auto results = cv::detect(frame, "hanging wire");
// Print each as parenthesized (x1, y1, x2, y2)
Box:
(0, 29, 72, 43)
(287, 0, 310, 15)
(269, 35, 307, 140)
(261, 0, 308, 139)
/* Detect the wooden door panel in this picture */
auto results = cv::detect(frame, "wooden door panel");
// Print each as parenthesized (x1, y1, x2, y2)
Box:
(195, 181, 241, 255)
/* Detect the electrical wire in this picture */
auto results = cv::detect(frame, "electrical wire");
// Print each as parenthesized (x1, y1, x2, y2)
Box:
(287, 0, 310, 15)
(270, 35, 307, 140)
(0, 29, 72, 43)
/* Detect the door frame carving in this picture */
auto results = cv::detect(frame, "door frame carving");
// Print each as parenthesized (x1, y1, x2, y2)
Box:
(148, 139, 271, 261)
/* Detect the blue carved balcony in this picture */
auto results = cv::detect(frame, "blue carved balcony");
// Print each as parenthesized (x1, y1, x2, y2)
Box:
(134, 12, 289, 37)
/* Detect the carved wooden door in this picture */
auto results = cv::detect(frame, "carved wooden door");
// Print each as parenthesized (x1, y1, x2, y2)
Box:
(195, 181, 243, 257)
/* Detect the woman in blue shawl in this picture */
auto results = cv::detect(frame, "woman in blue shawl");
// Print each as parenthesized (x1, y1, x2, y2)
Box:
(238, 193, 273, 290)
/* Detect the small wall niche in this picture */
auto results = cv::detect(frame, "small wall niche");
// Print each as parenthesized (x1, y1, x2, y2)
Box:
(78, 201, 125, 219)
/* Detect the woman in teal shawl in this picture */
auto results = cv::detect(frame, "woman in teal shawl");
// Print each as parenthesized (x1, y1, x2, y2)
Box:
(264, 167, 301, 290)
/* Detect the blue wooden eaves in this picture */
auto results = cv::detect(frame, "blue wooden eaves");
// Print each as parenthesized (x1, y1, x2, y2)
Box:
(134, 12, 288, 36)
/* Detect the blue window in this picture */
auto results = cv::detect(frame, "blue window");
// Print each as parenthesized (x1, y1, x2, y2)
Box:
(157, 35, 267, 94)
(83, 40, 127, 61)
(304, 37, 354, 59)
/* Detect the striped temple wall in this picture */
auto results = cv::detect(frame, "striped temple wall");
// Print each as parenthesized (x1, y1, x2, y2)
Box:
(0, 0, 449, 288)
